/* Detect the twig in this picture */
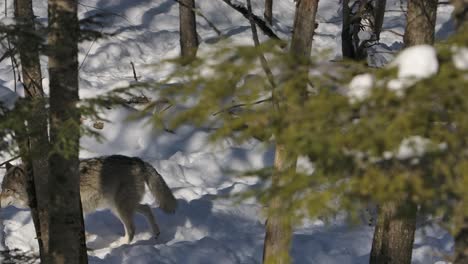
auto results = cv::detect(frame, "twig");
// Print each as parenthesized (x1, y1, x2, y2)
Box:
(384, 29, 404, 37)
(78, 24, 104, 70)
(245, 0, 279, 113)
(220, 0, 281, 41)
(212, 97, 271, 116)
(4, 0, 17, 92)
(130, 61, 138, 82)
(78, 3, 135, 26)
(0, 155, 21, 167)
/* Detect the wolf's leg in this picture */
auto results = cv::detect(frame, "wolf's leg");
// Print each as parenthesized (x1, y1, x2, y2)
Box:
(136, 204, 160, 238)
(114, 204, 136, 245)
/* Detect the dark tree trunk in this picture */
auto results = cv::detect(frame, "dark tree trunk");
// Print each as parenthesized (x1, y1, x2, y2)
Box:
(451, 0, 468, 31)
(341, 0, 356, 59)
(262, 1, 319, 263)
(264, 0, 273, 25)
(48, 0, 87, 263)
(179, 0, 198, 60)
(370, 2, 438, 264)
(373, 0, 387, 40)
(342, 0, 384, 60)
(369, 202, 417, 264)
(451, 2, 468, 261)
(454, 220, 468, 264)
(403, 0, 438, 46)
(13, 0, 50, 261)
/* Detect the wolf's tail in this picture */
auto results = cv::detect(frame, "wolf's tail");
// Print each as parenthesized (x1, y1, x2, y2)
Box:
(143, 162, 177, 214)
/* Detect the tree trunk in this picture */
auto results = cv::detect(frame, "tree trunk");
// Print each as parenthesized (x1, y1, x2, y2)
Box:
(263, 145, 295, 264)
(264, 0, 273, 26)
(451, 0, 468, 31)
(13, 0, 50, 261)
(370, 2, 438, 264)
(262, 1, 319, 263)
(451, 2, 468, 259)
(179, 0, 198, 60)
(290, 0, 319, 60)
(373, 0, 387, 40)
(342, 0, 383, 60)
(454, 220, 468, 264)
(341, 0, 356, 59)
(369, 202, 417, 264)
(48, 0, 87, 263)
(403, 0, 438, 46)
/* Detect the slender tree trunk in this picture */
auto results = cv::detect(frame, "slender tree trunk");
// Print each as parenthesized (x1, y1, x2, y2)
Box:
(341, 0, 355, 59)
(290, 0, 319, 60)
(369, 202, 417, 264)
(13, 0, 50, 261)
(262, 1, 319, 263)
(263, 145, 295, 264)
(264, 0, 273, 25)
(451, 0, 468, 31)
(373, 0, 387, 40)
(370, 2, 437, 264)
(403, 0, 438, 46)
(179, 0, 198, 60)
(48, 0, 87, 263)
(342, 0, 383, 60)
(454, 220, 468, 264)
(451, 2, 468, 262)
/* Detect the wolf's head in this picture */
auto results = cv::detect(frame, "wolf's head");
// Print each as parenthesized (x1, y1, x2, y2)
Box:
(0, 162, 29, 208)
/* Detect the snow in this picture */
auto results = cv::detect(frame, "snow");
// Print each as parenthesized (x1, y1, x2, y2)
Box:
(388, 45, 439, 94)
(0, 0, 457, 263)
(396, 136, 431, 160)
(392, 45, 439, 79)
(347, 73, 375, 102)
(452, 46, 468, 70)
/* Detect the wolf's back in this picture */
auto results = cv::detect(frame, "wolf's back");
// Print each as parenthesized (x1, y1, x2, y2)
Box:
(143, 162, 177, 213)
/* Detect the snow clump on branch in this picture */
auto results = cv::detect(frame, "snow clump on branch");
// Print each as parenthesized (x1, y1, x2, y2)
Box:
(387, 45, 439, 95)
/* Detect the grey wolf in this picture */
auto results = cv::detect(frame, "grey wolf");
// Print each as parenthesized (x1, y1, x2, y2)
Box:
(0, 155, 177, 246)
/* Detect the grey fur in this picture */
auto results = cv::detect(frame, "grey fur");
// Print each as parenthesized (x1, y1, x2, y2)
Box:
(1, 155, 177, 245)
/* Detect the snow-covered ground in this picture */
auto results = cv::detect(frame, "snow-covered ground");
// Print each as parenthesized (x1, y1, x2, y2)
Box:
(0, 0, 457, 263)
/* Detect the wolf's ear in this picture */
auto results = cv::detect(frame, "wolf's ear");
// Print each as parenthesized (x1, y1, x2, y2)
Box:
(5, 162, 12, 171)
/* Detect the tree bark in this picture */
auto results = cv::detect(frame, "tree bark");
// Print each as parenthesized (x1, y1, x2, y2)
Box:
(370, 2, 437, 264)
(341, 0, 356, 59)
(369, 202, 417, 264)
(264, 0, 273, 26)
(451, 0, 468, 31)
(451, 2, 468, 260)
(342, 0, 384, 60)
(404, 0, 438, 46)
(454, 220, 468, 264)
(48, 0, 87, 263)
(14, 0, 50, 261)
(290, 0, 319, 60)
(262, 1, 319, 263)
(373, 0, 387, 40)
(179, 0, 198, 60)
(263, 145, 295, 264)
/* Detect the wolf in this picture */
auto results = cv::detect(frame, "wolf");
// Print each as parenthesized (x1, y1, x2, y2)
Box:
(0, 155, 177, 246)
